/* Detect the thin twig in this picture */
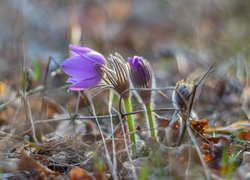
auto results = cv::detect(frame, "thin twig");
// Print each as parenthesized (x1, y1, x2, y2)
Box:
(22, 93, 38, 143)
(176, 87, 196, 146)
(187, 126, 211, 180)
(34, 107, 177, 125)
(118, 87, 175, 117)
(41, 56, 61, 119)
(108, 90, 117, 178)
(75, 92, 81, 114)
(87, 92, 118, 180)
(0, 85, 44, 111)
(111, 107, 138, 180)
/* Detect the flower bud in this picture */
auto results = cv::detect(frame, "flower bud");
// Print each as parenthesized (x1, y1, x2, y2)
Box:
(96, 53, 131, 98)
(172, 80, 193, 111)
(128, 56, 153, 104)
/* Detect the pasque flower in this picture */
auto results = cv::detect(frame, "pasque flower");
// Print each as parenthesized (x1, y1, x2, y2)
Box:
(128, 56, 153, 104)
(61, 45, 106, 91)
(128, 56, 156, 138)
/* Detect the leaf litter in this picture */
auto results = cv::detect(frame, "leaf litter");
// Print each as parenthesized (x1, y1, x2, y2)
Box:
(0, 55, 249, 180)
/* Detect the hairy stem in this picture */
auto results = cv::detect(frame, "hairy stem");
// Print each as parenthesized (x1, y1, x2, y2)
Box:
(123, 97, 136, 156)
(145, 103, 155, 138)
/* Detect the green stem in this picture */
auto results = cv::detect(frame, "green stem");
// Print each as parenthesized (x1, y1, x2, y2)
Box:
(145, 103, 155, 138)
(123, 97, 136, 156)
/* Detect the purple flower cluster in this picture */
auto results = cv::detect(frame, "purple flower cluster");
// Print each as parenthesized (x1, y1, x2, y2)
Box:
(61, 45, 155, 141)
(61, 45, 153, 98)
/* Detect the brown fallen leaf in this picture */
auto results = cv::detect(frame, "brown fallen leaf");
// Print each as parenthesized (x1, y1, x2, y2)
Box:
(237, 130, 250, 141)
(190, 119, 208, 134)
(203, 137, 231, 170)
(17, 150, 60, 179)
(68, 167, 92, 180)
(93, 162, 107, 180)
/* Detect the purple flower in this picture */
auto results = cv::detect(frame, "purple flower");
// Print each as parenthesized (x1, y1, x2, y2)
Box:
(128, 56, 153, 104)
(61, 45, 106, 91)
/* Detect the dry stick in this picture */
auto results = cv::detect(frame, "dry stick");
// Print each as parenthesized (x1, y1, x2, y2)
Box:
(40, 56, 61, 119)
(90, 84, 114, 99)
(20, 44, 39, 143)
(22, 92, 38, 143)
(0, 86, 43, 143)
(0, 131, 22, 140)
(0, 85, 44, 111)
(86, 93, 118, 180)
(75, 92, 81, 114)
(187, 126, 211, 180)
(185, 142, 193, 179)
(108, 90, 118, 177)
(189, 125, 211, 144)
(111, 107, 138, 180)
(176, 87, 196, 146)
(34, 107, 177, 125)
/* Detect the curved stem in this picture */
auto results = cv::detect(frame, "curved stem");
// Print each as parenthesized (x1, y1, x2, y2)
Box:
(145, 103, 155, 138)
(123, 97, 136, 156)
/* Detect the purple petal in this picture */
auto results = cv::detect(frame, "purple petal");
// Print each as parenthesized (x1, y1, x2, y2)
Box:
(128, 57, 134, 64)
(69, 45, 106, 65)
(61, 56, 98, 80)
(128, 56, 143, 69)
(69, 45, 92, 56)
(66, 77, 78, 83)
(69, 76, 101, 91)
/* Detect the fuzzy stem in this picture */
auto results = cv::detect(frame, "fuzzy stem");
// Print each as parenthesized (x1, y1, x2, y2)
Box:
(123, 97, 136, 156)
(145, 103, 155, 138)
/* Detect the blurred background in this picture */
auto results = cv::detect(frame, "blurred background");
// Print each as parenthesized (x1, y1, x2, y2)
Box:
(0, 0, 249, 68)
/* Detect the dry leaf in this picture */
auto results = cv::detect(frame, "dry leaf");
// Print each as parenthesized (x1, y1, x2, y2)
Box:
(237, 130, 250, 141)
(204, 120, 250, 135)
(68, 167, 92, 180)
(190, 119, 208, 134)
(17, 150, 59, 179)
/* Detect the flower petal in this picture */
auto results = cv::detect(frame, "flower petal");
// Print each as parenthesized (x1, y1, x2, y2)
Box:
(61, 56, 98, 80)
(128, 56, 142, 69)
(69, 76, 101, 91)
(69, 45, 106, 65)
(69, 45, 92, 56)
(66, 77, 78, 83)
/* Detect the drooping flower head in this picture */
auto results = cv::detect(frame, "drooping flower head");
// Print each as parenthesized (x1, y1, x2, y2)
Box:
(128, 56, 153, 104)
(95, 53, 130, 98)
(172, 80, 193, 111)
(61, 45, 106, 91)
